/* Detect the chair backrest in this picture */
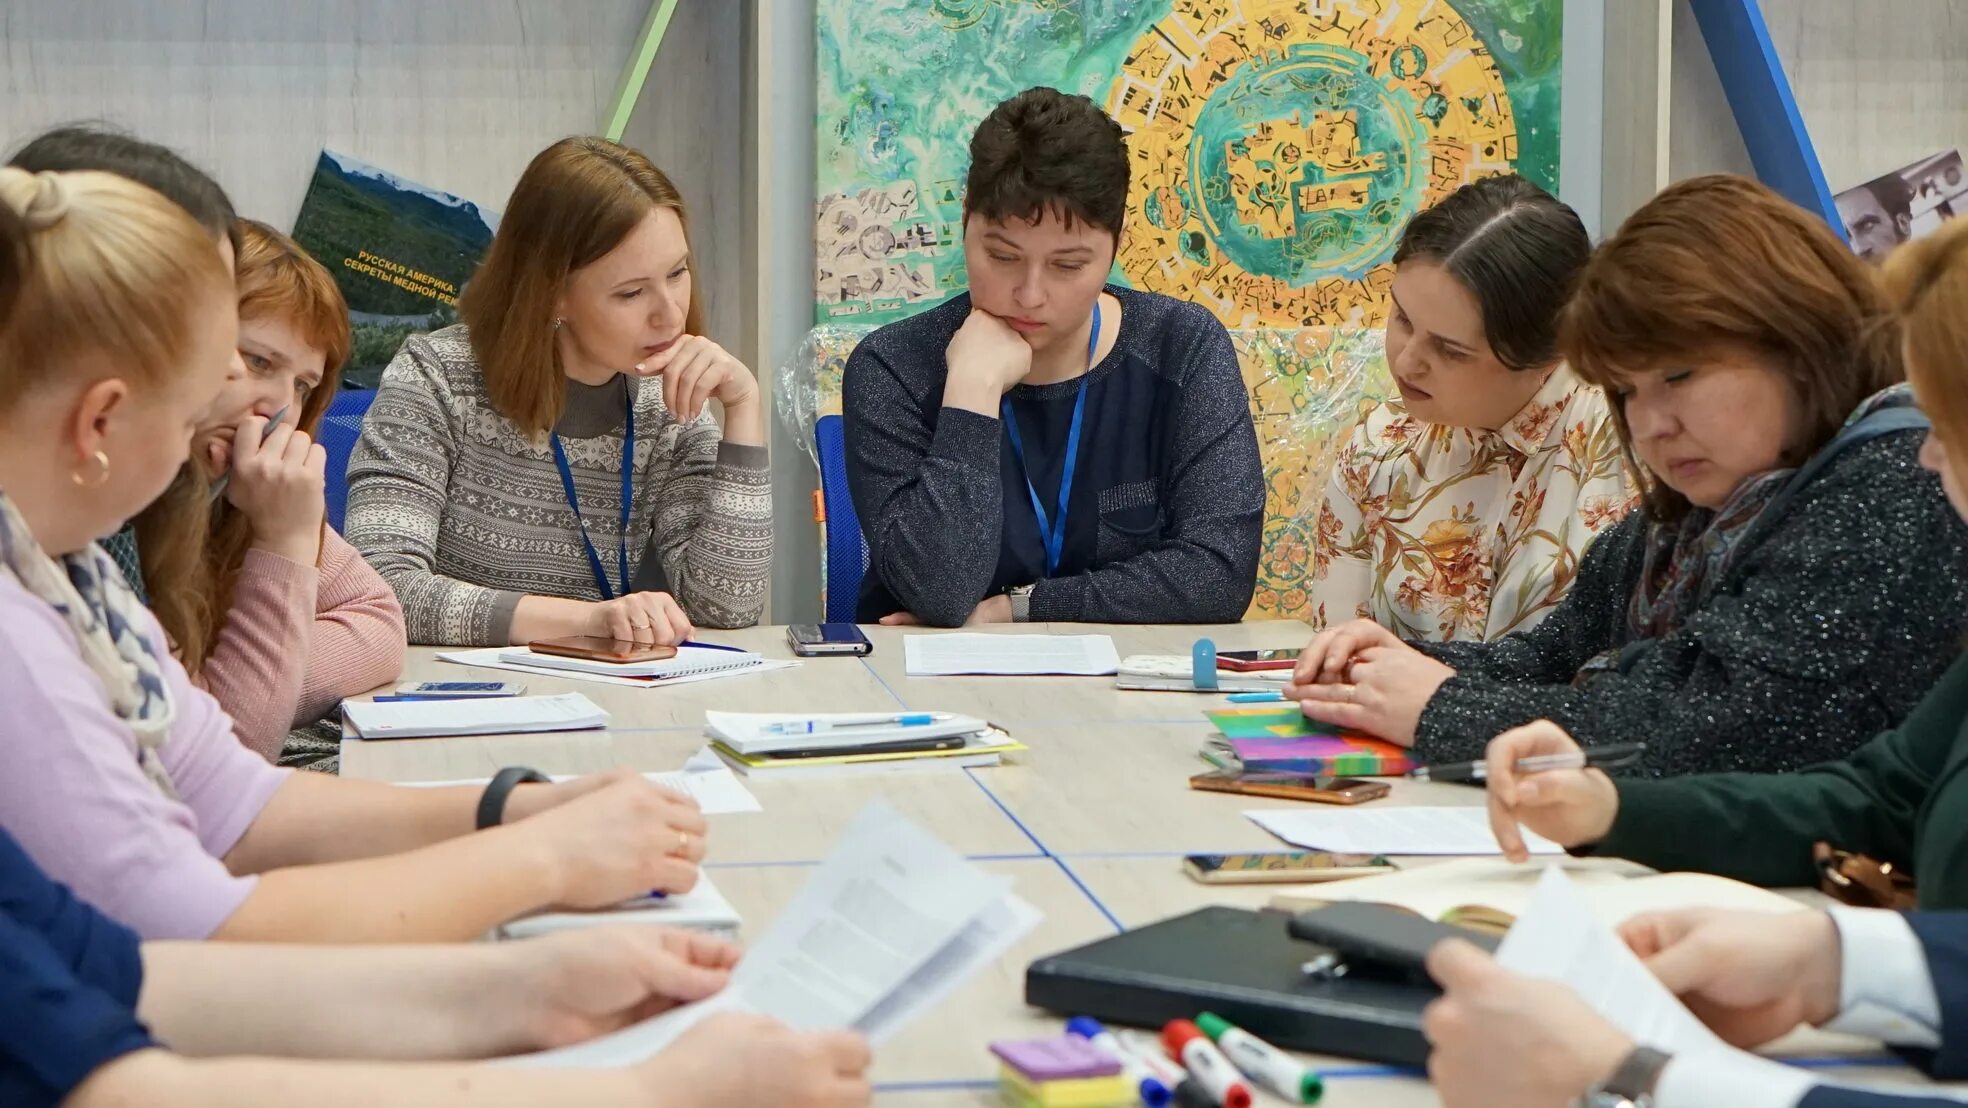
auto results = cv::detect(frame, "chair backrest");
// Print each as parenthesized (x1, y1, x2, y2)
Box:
(319, 388, 378, 532)
(814, 414, 870, 624)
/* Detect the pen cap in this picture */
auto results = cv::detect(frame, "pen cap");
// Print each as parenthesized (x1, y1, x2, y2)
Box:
(1065, 1016, 1105, 1039)
(1195, 1012, 1233, 1041)
(1161, 1019, 1206, 1058)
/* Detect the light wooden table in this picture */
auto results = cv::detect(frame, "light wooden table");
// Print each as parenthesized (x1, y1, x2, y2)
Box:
(341, 623, 1925, 1104)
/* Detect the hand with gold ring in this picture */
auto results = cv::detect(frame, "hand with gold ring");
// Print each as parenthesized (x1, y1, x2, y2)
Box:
(498, 767, 709, 909)
(1291, 640, 1456, 746)
(589, 590, 694, 646)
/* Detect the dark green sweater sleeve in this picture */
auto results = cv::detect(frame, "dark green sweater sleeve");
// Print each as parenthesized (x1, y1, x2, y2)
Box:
(1593, 653, 1968, 886)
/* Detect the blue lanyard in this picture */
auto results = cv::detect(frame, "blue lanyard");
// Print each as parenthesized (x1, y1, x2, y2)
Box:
(549, 398, 635, 601)
(1001, 301, 1101, 579)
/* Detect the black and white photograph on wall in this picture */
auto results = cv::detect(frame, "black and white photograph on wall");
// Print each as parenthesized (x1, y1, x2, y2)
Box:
(1835, 149, 1965, 262)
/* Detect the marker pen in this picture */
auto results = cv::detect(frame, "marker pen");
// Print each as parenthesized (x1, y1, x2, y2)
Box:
(1197, 1012, 1322, 1104)
(1117, 1029, 1189, 1088)
(1065, 1017, 1171, 1107)
(1162, 1019, 1252, 1108)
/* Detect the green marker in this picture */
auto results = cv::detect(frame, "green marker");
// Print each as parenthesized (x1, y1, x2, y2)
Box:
(1196, 1012, 1323, 1104)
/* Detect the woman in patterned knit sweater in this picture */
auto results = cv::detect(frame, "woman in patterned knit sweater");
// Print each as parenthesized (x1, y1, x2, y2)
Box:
(347, 138, 771, 647)
(132, 220, 405, 763)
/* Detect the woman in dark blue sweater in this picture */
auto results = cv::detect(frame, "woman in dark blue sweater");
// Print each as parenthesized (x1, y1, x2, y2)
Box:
(843, 87, 1266, 627)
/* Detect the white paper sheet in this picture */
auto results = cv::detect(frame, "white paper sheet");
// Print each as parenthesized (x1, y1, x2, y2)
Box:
(1244, 806, 1564, 855)
(903, 633, 1120, 676)
(507, 802, 1038, 1067)
(342, 692, 607, 739)
(1496, 867, 1728, 1054)
(438, 648, 799, 688)
(392, 764, 762, 815)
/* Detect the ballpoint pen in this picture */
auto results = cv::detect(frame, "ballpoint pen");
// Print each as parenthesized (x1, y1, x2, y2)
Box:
(1408, 741, 1646, 783)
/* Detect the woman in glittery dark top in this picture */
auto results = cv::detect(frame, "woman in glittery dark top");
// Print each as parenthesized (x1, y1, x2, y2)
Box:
(1286, 175, 1968, 779)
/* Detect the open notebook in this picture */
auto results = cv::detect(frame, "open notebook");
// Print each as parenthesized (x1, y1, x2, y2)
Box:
(498, 644, 765, 680)
(342, 692, 608, 740)
(1268, 858, 1805, 935)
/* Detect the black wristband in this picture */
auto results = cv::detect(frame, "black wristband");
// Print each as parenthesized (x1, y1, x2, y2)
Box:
(476, 766, 550, 830)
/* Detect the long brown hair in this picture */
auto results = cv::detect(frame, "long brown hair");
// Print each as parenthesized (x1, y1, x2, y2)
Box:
(1560, 175, 1903, 522)
(137, 219, 350, 673)
(1883, 219, 1968, 462)
(460, 136, 703, 438)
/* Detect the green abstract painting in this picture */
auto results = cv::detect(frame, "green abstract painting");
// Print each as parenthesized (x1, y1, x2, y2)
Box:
(814, 0, 1562, 329)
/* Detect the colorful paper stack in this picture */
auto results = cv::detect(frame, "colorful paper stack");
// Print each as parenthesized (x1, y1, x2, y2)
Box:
(990, 1036, 1134, 1107)
(1202, 707, 1415, 775)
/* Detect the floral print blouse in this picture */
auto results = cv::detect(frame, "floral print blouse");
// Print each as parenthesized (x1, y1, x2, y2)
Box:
(1311, 365, 1637, 641)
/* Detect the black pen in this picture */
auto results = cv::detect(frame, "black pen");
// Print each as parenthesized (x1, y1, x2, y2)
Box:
(1408, 741, 1646, 784)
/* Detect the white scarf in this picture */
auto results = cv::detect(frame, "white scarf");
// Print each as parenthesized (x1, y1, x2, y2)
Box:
(0, 487, 178, 796)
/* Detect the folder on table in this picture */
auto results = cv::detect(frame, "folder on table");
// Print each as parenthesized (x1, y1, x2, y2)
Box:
(342, 692, 608, 740)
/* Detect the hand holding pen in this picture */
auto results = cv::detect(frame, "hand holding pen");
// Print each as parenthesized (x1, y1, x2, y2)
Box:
(1474, 722, 1632, 863)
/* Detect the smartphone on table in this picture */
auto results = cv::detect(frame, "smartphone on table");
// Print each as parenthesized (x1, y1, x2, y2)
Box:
(1216, 648, 1299, 672)
(1182, 850, 1397, 885)
(787, 623, 874, 657)
(392, 681, 526, 698)
(1188, 770, 1391, 805)
(528, 636, 679, 664)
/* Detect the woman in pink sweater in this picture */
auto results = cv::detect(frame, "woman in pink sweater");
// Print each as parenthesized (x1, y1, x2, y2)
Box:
(132, 220, 405, 760)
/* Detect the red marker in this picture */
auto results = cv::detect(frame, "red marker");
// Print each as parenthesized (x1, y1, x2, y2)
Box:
(1162, 1019, 1252, 1108)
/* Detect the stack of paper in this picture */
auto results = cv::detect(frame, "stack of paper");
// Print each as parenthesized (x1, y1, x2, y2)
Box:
(343, 692, 608, 740)
(1115, 654, 1286, 693)
(903, 633, 1120, 676)
(506, 802, 1041, 1067)
(391, 757, 762, 815)
(498, 871, 742, 940)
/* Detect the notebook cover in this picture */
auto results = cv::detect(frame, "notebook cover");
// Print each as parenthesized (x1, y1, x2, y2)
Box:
(1024, 906, 1432, 1067)
(1227, 735, 1415, 776)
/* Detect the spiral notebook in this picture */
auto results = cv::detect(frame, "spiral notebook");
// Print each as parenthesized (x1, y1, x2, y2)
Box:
(496, 644, 765, 680)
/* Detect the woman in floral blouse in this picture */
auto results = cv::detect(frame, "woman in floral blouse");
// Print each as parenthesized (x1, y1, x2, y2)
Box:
(1312, 175, 1636, 641)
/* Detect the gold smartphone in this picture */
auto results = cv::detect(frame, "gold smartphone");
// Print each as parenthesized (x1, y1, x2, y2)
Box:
(1188, 770, 1392, 805)
(1183, 851, 1397, 885)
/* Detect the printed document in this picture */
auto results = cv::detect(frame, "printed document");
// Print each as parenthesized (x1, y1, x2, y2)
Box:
(1245, 806, 1564, 855)
(904, 633, 1120, 676)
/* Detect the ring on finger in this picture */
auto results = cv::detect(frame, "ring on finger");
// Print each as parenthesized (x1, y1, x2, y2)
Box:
(671, 829, 693, 858)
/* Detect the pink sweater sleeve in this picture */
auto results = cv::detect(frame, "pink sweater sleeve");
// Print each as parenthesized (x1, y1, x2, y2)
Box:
(195, 549, 317, 761)
(294, 528, 408, 727)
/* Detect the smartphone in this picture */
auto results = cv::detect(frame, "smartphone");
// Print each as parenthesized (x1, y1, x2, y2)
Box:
(392, 681, 526, 698)
(1217, 648, 1299, 672)
(1188, 770, 1391, 805)
(528, 636, 679, 664)
(1183, 851, 1396, 885)
(787, 623, 874, 657)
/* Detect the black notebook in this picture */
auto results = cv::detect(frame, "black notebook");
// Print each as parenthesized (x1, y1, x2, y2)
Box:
(1025, 906, 1436, 1067)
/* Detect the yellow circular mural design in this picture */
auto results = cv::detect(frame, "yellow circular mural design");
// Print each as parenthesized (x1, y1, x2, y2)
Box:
(1107, 0, 1521, 330)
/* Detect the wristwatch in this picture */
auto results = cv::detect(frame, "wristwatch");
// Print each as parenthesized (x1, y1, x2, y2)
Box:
(1578, 1046, 1672, 1108)
(1006, 583, 1035, 623)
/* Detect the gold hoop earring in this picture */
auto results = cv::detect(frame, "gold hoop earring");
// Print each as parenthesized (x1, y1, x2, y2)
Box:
(71, 450, 110, 489)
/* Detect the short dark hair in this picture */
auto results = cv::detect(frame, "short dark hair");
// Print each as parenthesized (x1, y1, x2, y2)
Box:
(1392, 174, 1591, 371)
(964, 87, 1129, 240)
(1862, 173, 1915, 222)
(9, 124, 240, 256)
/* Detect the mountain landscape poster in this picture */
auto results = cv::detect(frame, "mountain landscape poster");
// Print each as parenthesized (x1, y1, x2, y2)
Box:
(289, 150, 499, 388)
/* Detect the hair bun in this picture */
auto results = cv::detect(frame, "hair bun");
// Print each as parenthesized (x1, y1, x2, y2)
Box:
(0, 168, 70, 230)
(21, 172, 70, 230)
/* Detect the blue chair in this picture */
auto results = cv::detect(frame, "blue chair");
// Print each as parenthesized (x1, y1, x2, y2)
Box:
(814, 414, 869, 624)
(318, 388, 377, 532)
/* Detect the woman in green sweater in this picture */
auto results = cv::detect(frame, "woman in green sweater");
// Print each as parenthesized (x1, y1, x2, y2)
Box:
(1485, 217, 1968, 907)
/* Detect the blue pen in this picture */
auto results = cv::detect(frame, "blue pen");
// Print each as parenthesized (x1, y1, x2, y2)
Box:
(368, 694, 483, 703)
(1227, 691, 1286, 703)
(681, 641, 748, 654)
(758, 713, 947, 737)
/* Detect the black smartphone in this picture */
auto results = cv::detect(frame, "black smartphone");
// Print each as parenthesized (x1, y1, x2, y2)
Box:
(1288, 902, 1500, 983)
(787, 623, 874, 657)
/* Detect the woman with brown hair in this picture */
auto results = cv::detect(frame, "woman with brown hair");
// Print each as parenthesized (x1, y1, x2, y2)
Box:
(133, 219, 405, 762)
(1286, 175, 1968, 777)
(346, 137, 770, 646)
